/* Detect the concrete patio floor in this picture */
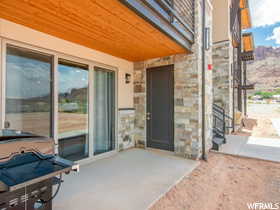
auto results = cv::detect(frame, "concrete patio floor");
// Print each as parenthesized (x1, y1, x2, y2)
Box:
(54, 148, 199, 210)
(219, 135, 280, 162)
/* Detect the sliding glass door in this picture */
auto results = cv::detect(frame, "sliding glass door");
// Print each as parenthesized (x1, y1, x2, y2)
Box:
(5, 45, 53, 137)
(94, 67, 115, 155)
(3, 41, 117, 162)
(58, 59, 89, 161)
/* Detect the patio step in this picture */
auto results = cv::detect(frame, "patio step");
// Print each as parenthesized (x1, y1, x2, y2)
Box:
(212, 136, 225, 151)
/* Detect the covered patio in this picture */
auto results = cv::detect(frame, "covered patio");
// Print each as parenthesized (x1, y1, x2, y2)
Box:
(53, 149, 198, 210)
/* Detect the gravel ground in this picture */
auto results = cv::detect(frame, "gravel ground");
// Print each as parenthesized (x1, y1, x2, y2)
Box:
(151, 153, 280, 210)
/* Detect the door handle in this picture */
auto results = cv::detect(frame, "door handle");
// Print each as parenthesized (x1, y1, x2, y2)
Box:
(147, 112, 151, 120)
(4, 121, 10, 129)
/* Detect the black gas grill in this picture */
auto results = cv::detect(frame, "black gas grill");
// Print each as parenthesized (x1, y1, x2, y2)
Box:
(0, 129, 78, 210)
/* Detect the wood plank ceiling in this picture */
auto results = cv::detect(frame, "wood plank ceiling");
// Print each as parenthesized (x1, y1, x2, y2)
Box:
(0, 0, 188, 61)
(242, 33, 254, 52)
(241, 8, 252, 29)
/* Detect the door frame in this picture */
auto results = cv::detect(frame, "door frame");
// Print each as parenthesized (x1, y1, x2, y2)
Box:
(0, 37, 119, 164)
(146, 64, 175, 151)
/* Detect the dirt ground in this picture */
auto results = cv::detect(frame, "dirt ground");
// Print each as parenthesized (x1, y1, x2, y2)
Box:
(252, 118, 279, 138)
(6, 112, 87, 136)
(233, 103, 280, 138)
(247, 103, 280, 119)
(151, 153, 280, 210)
(234, 117, 280, 138)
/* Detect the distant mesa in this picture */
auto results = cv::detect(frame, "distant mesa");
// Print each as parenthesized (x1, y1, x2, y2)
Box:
(247, 46, 280, 91)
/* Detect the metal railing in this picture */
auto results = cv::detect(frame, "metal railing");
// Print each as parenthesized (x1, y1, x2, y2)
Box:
(158, 0, 195, 34)
(173, 0, 195, 32)
(213, 104, 226, 143)
(213, 104, 234, 142)
(230, 0, 241, 46)
(120, 0, 195, 49)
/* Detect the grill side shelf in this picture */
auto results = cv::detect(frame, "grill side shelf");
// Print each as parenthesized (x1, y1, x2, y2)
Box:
(0, 156, 76, 193)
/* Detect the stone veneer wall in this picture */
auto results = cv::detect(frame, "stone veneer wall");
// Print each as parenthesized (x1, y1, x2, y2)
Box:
(213, 41, 234, 124)
(133, 0, 213, 159)
(118, 109, 135, 151)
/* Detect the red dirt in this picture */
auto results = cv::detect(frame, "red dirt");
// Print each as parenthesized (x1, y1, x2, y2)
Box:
(243, 118, 258, 130)
(233, 118, 279, 138)
(151, 153, 280, 210)
(252, 118, 279, 138)
(232, 118, 257, 136)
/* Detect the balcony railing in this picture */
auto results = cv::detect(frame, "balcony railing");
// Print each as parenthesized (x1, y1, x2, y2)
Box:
(173, 0, 195, 32)
(230, 0, 241, 47)
(120, 0, 195, 51)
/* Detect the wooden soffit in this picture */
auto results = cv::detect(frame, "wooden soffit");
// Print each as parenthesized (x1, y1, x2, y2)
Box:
(242, 33, 254, 52)
(241, 7, 252, 29)
(239, 0, 248, 9)
(0, 0, 188, 61)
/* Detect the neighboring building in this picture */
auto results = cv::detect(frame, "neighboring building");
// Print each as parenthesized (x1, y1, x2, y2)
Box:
(252, 95, 263, 101)
(273, 95, 280, 100)
(212, 0, 254, 130)
(60, 103, 79, 112)
(0, 0, 213, 162)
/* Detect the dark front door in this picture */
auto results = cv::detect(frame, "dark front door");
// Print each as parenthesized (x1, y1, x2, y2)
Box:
(147, 65, 174, 151)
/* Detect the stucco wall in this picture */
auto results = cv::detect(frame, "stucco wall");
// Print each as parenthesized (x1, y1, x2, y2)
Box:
(0, 19, 134, 109)
(212, 0, 231, 43)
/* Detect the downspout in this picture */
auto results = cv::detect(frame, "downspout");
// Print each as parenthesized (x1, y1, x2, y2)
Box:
(237, 7, 243, 112)
(232, 50, 236, 132)
(201, 0, 207, 161)
(243, 61, 247, 116)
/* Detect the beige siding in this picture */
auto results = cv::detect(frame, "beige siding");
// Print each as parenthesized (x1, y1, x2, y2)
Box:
(212, 0, 231, 43)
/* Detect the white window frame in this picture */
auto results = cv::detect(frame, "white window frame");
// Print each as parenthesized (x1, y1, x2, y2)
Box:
(0, 38, 119, 165)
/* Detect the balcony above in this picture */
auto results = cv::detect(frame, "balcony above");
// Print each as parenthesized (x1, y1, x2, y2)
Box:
(230, 0, 253, 48)
(0, 0, 194, 61)
(120, 0, 195, 50)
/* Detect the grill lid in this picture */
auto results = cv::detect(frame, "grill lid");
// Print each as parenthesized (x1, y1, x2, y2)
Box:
(0, 129, 54, 163)
(0, 152, 75, 192)
(0, 130, 78, 193)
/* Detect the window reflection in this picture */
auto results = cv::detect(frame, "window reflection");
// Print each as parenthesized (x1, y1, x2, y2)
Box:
(5, 45, 53, 137)
(58, 59, 89, 161)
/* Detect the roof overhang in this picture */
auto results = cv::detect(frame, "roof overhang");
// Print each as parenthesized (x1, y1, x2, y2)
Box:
(242, 33, 255, 52)
(239, 0, 248, 9)
(241, 8, 252, 29)
(240, 0, 252, 29)
(241, 33, 255, 61)
(230, 0, 253, 48)
(0, 0, 191, 61)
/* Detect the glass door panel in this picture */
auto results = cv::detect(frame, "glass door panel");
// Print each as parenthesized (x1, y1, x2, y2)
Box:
(94, 67, 115, 155)
(58, 59, 89, 161)
(5, 45, 53, 137)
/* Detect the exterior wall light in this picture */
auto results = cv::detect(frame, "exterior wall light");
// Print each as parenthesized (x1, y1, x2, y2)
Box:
(125, 73, 131, 84)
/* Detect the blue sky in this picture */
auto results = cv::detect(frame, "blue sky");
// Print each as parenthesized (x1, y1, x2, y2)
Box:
(6, 55, 88, 98)
(247, 23, 280, 47)
(248, 0, 280, 47)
